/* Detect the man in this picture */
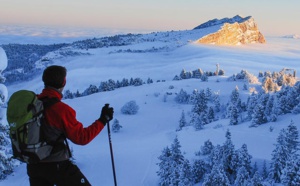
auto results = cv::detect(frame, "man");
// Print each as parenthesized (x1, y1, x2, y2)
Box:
(27, 65, 114, 186)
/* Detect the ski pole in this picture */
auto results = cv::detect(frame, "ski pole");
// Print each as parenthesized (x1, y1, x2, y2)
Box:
(105, 104, 117, 186)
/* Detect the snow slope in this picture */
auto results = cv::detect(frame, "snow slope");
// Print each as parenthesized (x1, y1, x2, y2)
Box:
(2, 32, 300, 185)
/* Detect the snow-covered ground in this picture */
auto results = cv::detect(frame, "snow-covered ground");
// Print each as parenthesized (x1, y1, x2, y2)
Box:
(1, 30, 300, 185)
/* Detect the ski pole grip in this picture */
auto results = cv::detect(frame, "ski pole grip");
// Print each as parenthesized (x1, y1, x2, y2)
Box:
(104, 103, 111, 121)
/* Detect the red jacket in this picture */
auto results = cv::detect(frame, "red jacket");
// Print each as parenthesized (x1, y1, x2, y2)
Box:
(38, 88, 105, 162)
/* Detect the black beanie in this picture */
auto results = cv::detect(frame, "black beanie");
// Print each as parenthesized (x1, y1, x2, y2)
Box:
(42, 65, 67, 89)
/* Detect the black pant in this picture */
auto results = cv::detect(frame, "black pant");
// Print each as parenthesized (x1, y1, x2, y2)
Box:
(27, 160, 91, 186)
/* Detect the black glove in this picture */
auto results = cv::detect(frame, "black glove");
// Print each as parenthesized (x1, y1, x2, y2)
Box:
(98, 104, 114, 125)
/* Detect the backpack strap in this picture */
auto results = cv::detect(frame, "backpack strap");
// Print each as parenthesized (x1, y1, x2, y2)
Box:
(39, 97, 72, 158)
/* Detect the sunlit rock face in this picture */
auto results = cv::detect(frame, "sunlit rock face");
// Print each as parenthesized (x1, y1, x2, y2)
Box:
(194, 15, 266, 45)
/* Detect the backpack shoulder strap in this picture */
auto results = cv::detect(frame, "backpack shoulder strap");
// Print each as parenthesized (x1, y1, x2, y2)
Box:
(40, 97, 60, 109)
(39, 97, 72, 158)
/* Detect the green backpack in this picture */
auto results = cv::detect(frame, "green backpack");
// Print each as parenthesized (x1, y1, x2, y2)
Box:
(7, 90, 58, 163)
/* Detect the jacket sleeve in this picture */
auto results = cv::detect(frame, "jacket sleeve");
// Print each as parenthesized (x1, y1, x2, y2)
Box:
(60, 105, 106, 145)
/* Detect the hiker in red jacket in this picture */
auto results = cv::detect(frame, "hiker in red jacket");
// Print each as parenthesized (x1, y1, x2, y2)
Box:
(27, 65, 114, 186)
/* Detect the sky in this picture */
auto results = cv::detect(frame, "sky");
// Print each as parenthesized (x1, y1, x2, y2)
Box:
(0, 0, 299, 37)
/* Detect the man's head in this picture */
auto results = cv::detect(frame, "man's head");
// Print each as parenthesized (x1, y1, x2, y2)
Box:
(42, 65, 67, 89)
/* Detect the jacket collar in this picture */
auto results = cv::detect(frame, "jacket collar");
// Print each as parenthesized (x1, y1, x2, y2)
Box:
(38, 87, 63, 100)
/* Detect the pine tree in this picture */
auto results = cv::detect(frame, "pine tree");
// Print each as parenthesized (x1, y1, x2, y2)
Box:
(281, 155, 300, 185)
(246, 93, 258, 121)
(112, 119, 122, 133)
(177, 110, 187, 131)
(236, 144, 252, 175)
(202, 164, 230, 186)
(170, 136, 185, 186)
(192, 159, 207, 183)
(222, 130, 235, 176)
(188, 89, 198, 104)
(0, 47, 15, 180)
(178, 159, 193, 186)
(193, 114, 204, 131)
(269, 129, 289, 183)
(234, 166, 250, 186)
(285, 120, 300, 153)
(213, 93, 221, 113)
(251, 104, 267, 127)
(157, 146, 173, 186)
(230, 86, 240, 105)
(229, 104, 239, 125)
(205, 87, 213, 102)
(192, 89, 208, 115)
(262, 160, 268, 180)
(175, 89, 189, 104)
(248, 171, 264, 186)
(207, 106, 215, 123)
(200, 140, 214, 156)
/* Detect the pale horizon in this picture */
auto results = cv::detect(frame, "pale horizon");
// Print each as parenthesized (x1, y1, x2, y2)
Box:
(0, 0, 299, 38)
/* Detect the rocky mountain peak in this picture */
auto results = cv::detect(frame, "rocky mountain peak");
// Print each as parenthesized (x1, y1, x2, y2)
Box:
(194, 15, 266, 45)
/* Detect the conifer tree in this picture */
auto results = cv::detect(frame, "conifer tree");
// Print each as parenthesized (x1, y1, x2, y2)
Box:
(177, 110, 187, 131)
(248, 171, 264, 186)
(192, 159, 207, 183)
(178, 159, 193, 186)
(229, 104, 239, 125)
(200, 140, 214, 156)
(207, 106, 215, 123)
(202, 164, 230, 186)
(157, 147, 173, 186)
(269, 128, 290, 183)
(237, 144, 252, 175)
(222, 130, 236, 180)
(0, 47, 15, 180)
(281, 155, 300, 185)
(251, 104, 267, 126)
(262, 160, 268, 180)
(170, 136, 185, 186)
(234, 166, 250, 186)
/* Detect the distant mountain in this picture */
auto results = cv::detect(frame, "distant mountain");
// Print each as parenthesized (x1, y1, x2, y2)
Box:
(193, 15, 252, 30)
(283, 34, 300, 39)
(194, 15, 266, 45)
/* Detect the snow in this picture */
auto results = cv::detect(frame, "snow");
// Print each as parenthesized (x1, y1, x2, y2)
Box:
(1, 31, 300, 185)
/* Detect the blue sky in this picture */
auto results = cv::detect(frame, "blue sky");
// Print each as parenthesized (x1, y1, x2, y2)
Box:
(0, 0, 299, 35)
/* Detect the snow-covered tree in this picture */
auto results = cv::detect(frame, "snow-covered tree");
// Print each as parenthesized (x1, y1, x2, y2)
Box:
(236, 144, 252, 175)
(192, 159, 208, 183)
(202, 164, 230, 186)
(121, 100, 139, 115)
(213, 93, 221, 113)
(170, 136, 185, 185)
(234, 166, 250, 186)
(175, 89, 189, 104)
(248, 171, 264, 186)
(112, 119, 122, 133)
(177, 110, 187, 131)
(192, 89, 208, 114)
(0, 47, 15, 180)
(222, 130, 235, 175)
(246, 93, 258, 121)
(262, 160, 269, 180)
(188, 89, 198, 104)
(281, 154, 300, 185)
(251, 104, 267, 127)
(178, 159, 193, 186)
(200, 140, 214, 156)
(229, 104, 239, 125)
(157, 146, 173, 186)
(207, 106, 215, 123)
(268, 121, 299, 184)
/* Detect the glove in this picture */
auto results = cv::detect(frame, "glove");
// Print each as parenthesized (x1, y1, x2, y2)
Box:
(98, 104, 114, 125)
